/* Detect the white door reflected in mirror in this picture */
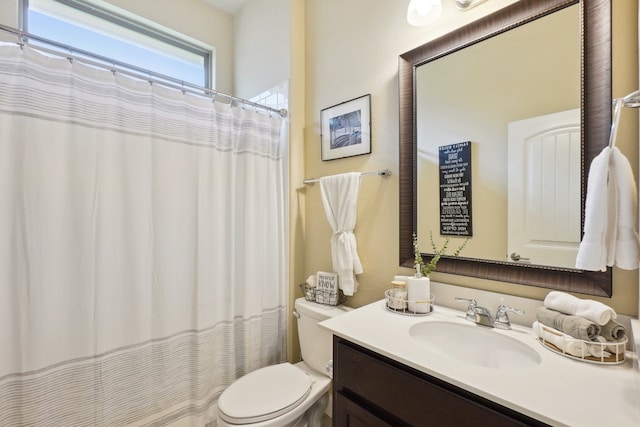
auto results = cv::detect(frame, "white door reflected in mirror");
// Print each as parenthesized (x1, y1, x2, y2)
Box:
(507, 108, 581, 269)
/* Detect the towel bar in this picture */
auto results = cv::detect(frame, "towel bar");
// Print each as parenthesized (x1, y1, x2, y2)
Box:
(303, 169, 391, 185)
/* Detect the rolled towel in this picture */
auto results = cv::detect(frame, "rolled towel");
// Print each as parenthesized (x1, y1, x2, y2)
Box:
(593, 336, 626, 355)
(306, 275, 317, 288)
(536, 307, 600, 341)
(607, 340, 626, 355)
(587, 340, 610, 358)
(543, 291, 617, 326)
(533, 321, 589, 357)
(599, 319, 626, 340)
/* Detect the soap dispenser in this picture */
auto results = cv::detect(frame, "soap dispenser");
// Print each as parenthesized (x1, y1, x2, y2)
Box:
(407, 264, 431, 313)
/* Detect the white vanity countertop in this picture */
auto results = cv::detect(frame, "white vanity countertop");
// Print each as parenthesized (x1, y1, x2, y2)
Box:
(320, 300, 640, 427)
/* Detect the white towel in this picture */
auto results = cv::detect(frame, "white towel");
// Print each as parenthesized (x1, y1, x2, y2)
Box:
(593, 336, 626, 356)
(319, 172, 363, 296)
(576, 146, 640, 271)
(575, 147, 614, 271)
(611, 147, 640, 269)
(533, 321, 589, 357)
(543, 291, 617, 326)
(305, 275, 317, 288)
(586, 339, 610, 358)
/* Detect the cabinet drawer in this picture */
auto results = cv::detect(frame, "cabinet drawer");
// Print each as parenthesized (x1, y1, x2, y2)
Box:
(334, 391, 395, 427)
(334, 337, 546, 427)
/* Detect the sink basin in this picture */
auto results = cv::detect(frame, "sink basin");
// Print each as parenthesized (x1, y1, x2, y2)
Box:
(409, 321, 541, 369)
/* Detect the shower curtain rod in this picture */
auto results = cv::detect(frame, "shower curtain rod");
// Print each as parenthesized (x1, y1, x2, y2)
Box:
(0, 23, 288, 118)
(303, 169, 392, 185)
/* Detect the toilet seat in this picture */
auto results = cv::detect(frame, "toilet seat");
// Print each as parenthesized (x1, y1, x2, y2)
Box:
(217, 363, 312, 425)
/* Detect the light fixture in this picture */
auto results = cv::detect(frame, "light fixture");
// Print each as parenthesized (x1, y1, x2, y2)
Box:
(455, 0, 489, 10)
(407, 0, 442, 27)
(407, 0, 490, 26)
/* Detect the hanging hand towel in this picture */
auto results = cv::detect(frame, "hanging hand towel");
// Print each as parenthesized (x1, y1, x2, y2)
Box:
(575, 147, 615, 271)
(319, 172, 363, 296)
(610, 147, 640, 270)
(576, 146, 640, 271)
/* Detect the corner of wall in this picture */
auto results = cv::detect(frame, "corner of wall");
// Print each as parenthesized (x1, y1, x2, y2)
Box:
(287, 0, 306, 363)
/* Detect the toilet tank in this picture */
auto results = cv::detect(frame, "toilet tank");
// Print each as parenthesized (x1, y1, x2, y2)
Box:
(294, 297, 353, 376)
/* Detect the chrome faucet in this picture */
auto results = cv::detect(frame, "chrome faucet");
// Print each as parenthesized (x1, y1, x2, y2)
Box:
(494, 304, 525, 330)
(455, 297, 524, 329)
(473, 306, 495, 327)
(454, 297, 477, 322)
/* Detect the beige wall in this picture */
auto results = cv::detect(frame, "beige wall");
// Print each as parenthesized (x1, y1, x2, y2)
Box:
(0, 0, 21, 29)
(296, 0, 639, 363)
(287, 0, 306, 363)
(301, 0, 516, 317)
(234, 0, 290, 99)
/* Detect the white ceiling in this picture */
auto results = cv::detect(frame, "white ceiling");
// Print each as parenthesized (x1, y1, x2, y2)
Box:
(203, 0, 252, 16)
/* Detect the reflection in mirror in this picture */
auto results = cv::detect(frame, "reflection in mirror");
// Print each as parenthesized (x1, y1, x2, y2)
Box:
(416, 4, 580, 269)
(399, 0, 613, 296)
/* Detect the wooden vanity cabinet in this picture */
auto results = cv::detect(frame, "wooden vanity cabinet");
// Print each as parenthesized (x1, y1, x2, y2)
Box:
(332, 336, 549, 427)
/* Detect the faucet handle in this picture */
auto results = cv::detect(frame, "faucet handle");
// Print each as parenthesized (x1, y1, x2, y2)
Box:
(494, 304, 524, 330)
(454, 297, 477, 322)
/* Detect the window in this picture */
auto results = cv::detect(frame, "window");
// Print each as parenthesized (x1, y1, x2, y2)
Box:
(22, 0, 212, 88)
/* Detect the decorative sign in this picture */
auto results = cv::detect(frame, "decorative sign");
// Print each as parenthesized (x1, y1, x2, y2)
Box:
(315, 271, 339, 304)
(439, 141, 473, 236)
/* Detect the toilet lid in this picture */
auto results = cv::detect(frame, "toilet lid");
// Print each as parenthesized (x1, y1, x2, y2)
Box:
(218, 362, 312, 424)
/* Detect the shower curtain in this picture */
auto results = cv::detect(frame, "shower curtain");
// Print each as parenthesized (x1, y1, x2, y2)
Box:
(0, 44, 286, 426)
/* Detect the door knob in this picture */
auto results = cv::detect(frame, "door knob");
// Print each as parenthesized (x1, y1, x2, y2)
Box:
(510, 252, 530, 262)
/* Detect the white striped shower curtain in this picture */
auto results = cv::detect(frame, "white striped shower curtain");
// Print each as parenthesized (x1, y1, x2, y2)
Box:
(0, 44, 287, 426)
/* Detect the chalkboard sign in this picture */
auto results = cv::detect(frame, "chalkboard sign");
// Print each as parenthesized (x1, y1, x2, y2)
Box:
(439, 142, 473, 236)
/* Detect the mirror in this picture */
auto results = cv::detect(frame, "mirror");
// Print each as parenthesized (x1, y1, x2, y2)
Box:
(399, 0, 612, 296)
(416, 5, 580, 269)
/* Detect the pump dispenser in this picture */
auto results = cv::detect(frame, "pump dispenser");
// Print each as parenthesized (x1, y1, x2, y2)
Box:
(407, 264, 431, 313)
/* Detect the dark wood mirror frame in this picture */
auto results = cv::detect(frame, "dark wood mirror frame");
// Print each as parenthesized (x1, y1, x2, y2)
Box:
(399, 0, 612, 296)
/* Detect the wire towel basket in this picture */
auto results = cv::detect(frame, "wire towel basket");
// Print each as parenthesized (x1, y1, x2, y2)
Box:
(537, 324, 627, 365)
(299, 283, 346, 306)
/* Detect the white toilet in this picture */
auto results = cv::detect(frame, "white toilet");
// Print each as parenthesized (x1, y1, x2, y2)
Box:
(216, 297, 352, 427)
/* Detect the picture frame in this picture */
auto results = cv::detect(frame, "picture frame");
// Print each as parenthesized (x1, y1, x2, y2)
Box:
(320, 94, 371, 161)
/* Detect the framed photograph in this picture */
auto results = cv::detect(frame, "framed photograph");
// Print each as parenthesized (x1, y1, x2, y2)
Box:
(320, 94, 371, 161)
